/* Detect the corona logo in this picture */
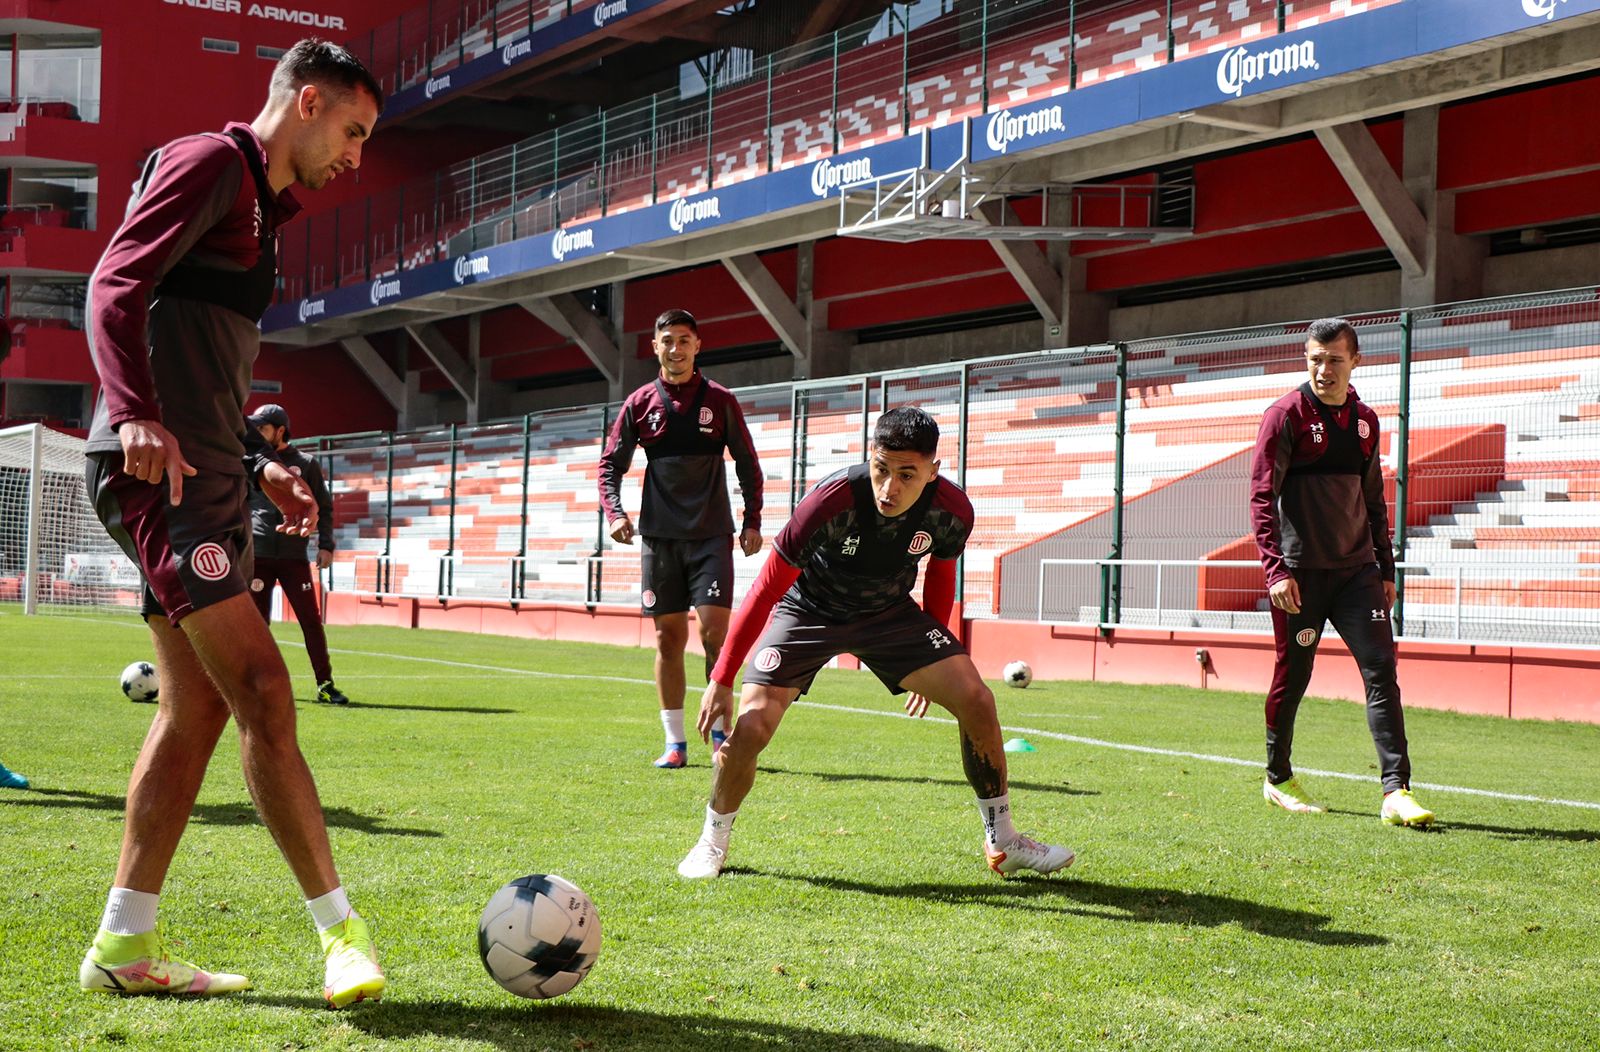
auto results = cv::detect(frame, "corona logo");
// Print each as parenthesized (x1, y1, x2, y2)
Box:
(810, 157, 874, 197)
(454, 254, 490, 284)
(669, 195, 721, 233)
(369, 277, 401, 306)
(984, 105, 1065, 155)
(1523, 0, 1565, 19)
(551, 227, 595, 261)
(1215, 40, 1318, 98)
(297, 298, 326, 323)
(593, 0, 628, 26)
(424, 73, 452, 99)
(501, 38, 533, 66)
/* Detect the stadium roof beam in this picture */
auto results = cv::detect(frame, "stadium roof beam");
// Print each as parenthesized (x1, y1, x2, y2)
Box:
(720, 252, 811, 367)
(975, 200, 1062, 329)
(1178, 100, 1282, 133)
(405, 323, 478, 405)
(517, 295, 622, 389)
(1314, 120, 1428, 276)
(337, 336, 406, 411)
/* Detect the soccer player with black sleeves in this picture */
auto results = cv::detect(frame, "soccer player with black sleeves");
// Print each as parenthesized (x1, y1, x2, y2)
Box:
(246, 403, 350, 706)
(79, 40, 386, 1005)
(677, 407, 1075, 879)
(598, 308, 765, 769)
(1251, 317, 1434, 827)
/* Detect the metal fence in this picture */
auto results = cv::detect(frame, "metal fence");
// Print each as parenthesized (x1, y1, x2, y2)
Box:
(307, 286, 1600, 649)
(282, 0, 1398, 303)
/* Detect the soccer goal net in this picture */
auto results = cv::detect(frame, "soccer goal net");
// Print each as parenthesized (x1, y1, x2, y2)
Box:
(0, 423, 140, 613)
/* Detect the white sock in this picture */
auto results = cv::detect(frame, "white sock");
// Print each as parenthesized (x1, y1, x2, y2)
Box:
(307, 886, 358, 932)
(702, 804, 738, 845)
(977, 793, 1018, 851)
(101, 887, 159, 936)
(662, 708, 686, 745)
(711, 716, 728, 737)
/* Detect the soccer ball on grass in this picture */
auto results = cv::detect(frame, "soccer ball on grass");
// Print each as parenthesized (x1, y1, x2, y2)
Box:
(478, 874, 601, 999)
(1002, 660, 1032, 689)
(120, 661, 159, 703)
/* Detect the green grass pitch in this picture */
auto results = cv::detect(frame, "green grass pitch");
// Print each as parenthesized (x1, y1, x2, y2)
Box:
(2, 608, 1598, 1050)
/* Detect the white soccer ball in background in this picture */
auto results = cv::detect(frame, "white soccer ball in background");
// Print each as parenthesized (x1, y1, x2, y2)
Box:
(478, 874, 601, 999)
(120, 661, 159, 703)
(1002, 660, 1033, 689)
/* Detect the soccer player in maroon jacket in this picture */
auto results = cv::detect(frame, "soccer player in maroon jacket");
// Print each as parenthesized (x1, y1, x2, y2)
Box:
(676, 407, 1075, 879)
(598, 309, 765, 769)
(1250, 317, 1434, 827)
(79, 41, 387, 1005)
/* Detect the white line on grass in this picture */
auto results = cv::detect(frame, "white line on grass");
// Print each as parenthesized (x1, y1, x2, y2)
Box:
(44, 615, 1600, 813)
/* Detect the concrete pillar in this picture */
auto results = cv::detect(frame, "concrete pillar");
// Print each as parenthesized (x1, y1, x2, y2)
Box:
(1054, 249, 1112, 347)
(1401, 106, 1486, 307)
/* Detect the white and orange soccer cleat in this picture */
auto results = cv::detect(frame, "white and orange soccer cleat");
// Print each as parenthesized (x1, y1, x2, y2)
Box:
(986, 833, 1075, 877)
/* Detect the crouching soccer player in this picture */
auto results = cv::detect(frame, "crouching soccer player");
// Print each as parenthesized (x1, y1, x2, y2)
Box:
(678, 407, 1075, 880)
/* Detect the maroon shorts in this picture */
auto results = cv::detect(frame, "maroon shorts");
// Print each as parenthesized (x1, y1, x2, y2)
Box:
(86, 452, 253, 625)
(741, 597, 966, 696)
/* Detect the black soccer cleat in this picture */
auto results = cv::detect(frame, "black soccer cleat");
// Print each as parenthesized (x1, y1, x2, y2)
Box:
(316, 681, 351, 706)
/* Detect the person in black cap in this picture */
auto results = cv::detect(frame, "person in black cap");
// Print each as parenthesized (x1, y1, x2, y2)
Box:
(247, 403, 347, 706)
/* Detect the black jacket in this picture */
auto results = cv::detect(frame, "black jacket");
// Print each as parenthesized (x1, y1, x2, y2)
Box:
(249, 443, 335, 560)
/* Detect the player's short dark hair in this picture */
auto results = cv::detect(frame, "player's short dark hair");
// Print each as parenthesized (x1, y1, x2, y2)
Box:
(654, 308, 698, 336)
(1307, 317, 1359, 354)
(270, 38, 384, 112)
(874, 407, 940, 456)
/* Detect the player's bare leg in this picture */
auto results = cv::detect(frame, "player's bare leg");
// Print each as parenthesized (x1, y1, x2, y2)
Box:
(903, 655, 1075, 877)
(652, 613, 690, 767)
(679, 683, 799, 878)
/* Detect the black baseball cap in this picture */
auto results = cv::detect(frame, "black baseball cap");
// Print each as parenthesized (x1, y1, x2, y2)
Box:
(248, 403, 291, 436)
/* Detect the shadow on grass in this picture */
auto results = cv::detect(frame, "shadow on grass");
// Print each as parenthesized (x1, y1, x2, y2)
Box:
(245, 996, 954, 1051)
(0, 787, 442, 837)
(757, 765, 1097, 797)
(1323, 809, 1600, 843)
(295, 698, 515, 714)
(730, 867, 1385, 948)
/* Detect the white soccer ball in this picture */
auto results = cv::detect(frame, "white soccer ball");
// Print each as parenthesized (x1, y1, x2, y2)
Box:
(478, 874, 601, 999)
(1002, 660, 1032, 689)
(120, 661, 159, 703)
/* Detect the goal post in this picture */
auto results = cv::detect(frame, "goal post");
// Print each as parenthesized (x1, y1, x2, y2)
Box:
(0, 423, 141, 614)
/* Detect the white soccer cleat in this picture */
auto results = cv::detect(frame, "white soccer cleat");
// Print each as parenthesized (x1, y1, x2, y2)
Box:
(986, 833, 1075, 877)
(677, 837, 728, 879)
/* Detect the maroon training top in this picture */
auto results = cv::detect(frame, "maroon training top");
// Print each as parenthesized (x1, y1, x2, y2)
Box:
(1250, 381, 1395, 588)
(86, 123, 302, 475)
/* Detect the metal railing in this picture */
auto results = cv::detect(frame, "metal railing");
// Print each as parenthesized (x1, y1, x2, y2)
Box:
(281, 0, 1395, 302)
(305, 285, 1600, 649)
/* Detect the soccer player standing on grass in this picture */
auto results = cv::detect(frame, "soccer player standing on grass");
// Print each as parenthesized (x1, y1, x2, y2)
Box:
(246, 403, 352, 706)
(79, 40, 388, 1005)
(677, 407, 1075, 879)
(1250, 317, 1434, 827)
(598, 309, 765, 769)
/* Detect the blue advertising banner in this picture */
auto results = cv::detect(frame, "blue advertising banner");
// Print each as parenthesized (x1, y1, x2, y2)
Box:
(971, 77, 1141, 163)
(385, 0, 678, 119)
(763, 134, 928, 213)
(1415, 0, 1600, 52)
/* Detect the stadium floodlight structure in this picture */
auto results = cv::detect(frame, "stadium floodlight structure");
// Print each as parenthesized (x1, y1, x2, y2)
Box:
(836, 160, 1194, 244)
(0, 424, 140, 614)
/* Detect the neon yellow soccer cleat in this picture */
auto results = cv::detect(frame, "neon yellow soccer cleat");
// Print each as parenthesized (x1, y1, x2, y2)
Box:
(79, 929, 250, 996)
(1381, 788, 1435, 828)
(1263, 776, 1326, 814)
(321, 916, 386, 1008)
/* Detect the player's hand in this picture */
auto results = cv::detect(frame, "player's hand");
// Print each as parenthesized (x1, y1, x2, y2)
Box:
(261, 461, 318, 537)
(118, 419, 197, 506)
(1269, 577, 1301, 615)
(697, 682, 734, 744)
(739, 527, 763, 557)
(1382, 579, 1396, 610)
(904, 692, 932, 718)
(316, 548, 333, 570)
(609, 517, 635, 545)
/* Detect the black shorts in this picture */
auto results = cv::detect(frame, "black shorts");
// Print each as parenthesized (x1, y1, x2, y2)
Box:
(742, 597, 966, 696)
(86, 452, 253, 625)
(640, 535, 734, 615)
